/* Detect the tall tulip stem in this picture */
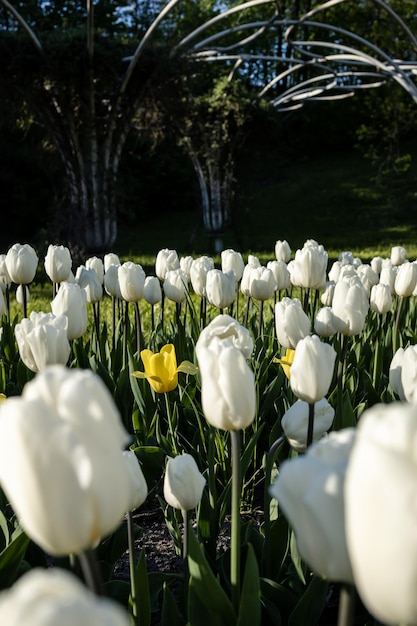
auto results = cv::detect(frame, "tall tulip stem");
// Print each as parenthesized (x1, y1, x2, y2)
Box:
(78, 548, 104, 596)
(182, 509, 189, 560)
(127, 511, 137, 617)
(307, 402, 315, 448)
(164, 392, 178, 456)
(134, 301, 142, 355)
(230, 429, 241, 613)
(393, 295, 404, 355)
(337, 583, 356, 626)
(258, 299, 264, 338)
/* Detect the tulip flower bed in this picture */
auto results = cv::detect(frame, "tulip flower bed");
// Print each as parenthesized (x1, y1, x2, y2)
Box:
(0, 240, 416, 626)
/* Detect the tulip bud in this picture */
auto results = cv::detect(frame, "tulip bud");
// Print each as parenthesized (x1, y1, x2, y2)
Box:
(338, 250, 355, 265)
(155, 248, 180, 281)
(332, 275, 369, 336)
(247, 266, 276, 301)
(275, 297, 311, 349)
(51, 282, 88, 340)
(345, 403, 417, 624)
(6, 243, 38, 285)
(15, 311, 70, 372)
(180, 255, 194, 280)
(395, 344, 417, 404)
(122, 451, 148, 512)
(389, 347, 406, 401)
(270, 428, 356, 584)
(314, 306, 338, 338)
(290, 334, 336, 404)
(394, 261, 417, 297)
(379, 265, 396, 294)
(44, 244, 72, 284)
(104, 264, 122, 299)
(289, 240, 327, 290)
(357, 264, 379, 295)
(164, 454, 205, 511)
(144, 276, 162, 305)
(267, 260, 290, 291)
(104, 252, 121, 272)
(390, 245, 407, 266)
(281, 398, 334, 452)
(190, 256, 214, 297)
(0, 568, 131, 625)
(195, 315, 256, 431)
(85, 256, 104, 284)
(320, 281, 335, 306)
(205, 269, 235, 309)
(76, 266, 103, 304)
(370, 283, 392, 314)
(16, 284, 30, 307)
(118, 262, 145, 303)
(221, 249, 245, 281)
(0, 254, 11, 292)
(163, 268, 188, 303)
(275, 239, 291, 263)
(370, 256, 383, 274)
(0, 366, 134, 556)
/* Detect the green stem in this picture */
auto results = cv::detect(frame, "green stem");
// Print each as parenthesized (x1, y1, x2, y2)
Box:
(335, 334, 349, 431)
(164, 392, 178, 455)
(182, 509, 189, 560)
(134, 301, 142, 356)
(393, 295, 404, 355)
(307, 402, 315, 448)
(127, 511, 137, 618)
(230, 430, 241, 613)
(258, 299, 264, 338)
(337, 583, 356, 626)
(78, 548, 104, 596)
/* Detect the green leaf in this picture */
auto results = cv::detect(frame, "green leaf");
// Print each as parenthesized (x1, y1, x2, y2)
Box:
(161, 582, 185, 626)
(288, 574, 328, 626)
(237, 544, 261, 626)
(0, 526, 30, 590)
(187, 525, 236, 626)
(130, 548, 151, 626)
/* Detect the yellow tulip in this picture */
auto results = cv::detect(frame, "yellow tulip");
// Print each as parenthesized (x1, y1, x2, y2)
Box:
(274, 348, 295, 379)
(132, 344, 198, 393)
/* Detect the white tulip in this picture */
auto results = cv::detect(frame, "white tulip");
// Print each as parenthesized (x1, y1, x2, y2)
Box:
(281, 398, 334, 452)
(15, 311, 70, 372)
(221, 249, 245, 281)
(155, 248, 179, 281)
(163, 268, 188, 303)
(122, 451, 148, 512)
(205, 269, 236, 309)
(51, 282, 88, 340)
(0, 366, 132, 556)
(275, 239, 291, 263)
(290, 334, 336, 404)
(195, 315, 256, 431)
(5, 243, 38, 285)
(275, 297, 311, 349)
(118, 262, 145, 303)
(144, 276, 162, 305)
(345, 403, 417, 624)
(0, 567, 130, 625)
(164, 454, 205, 511)
(370, 283, 392, 314)
(270, 428, 356, 584)
(44, 244, 72, 284)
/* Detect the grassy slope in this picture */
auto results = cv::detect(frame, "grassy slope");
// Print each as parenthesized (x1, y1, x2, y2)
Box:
(116, 143, 417, 263)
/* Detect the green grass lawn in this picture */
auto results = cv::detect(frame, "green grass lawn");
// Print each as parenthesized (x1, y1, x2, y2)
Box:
(115, 144, 417, 264)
